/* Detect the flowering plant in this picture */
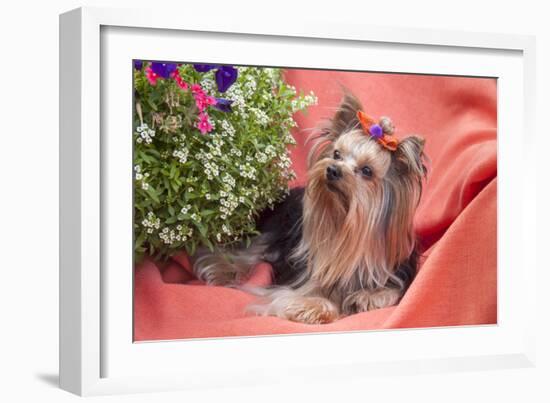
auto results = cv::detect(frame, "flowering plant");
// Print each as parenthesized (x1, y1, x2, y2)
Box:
(133, 61, 317, 261)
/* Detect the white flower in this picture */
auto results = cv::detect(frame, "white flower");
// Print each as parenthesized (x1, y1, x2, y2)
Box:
(221, 173, 236, 188)
(305, 91, 318, 105)
(200, 78, 216, 95)
(243, 77, 257, 98)
(238, 163, 257, 179)
(255, 152, 268, 163)
(250, 107, 270, 127)
(283, 131, 297, 145)
(226, 86, 247, 116)
(141, 212, 160, 231)
(135, 123, 155, 144)
(264, 145, 276, 157)
(220, 120, 235, 137)
(173, 148, 189, 164)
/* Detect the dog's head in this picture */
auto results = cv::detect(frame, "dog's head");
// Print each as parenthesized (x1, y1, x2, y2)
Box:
(302, 91, 427, 289)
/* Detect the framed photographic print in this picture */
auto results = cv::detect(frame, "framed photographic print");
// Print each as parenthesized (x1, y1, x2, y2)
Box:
(59, 6, 537, 396)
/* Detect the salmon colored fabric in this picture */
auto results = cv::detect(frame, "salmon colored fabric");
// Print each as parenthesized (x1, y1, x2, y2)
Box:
(134, 71, 497, 341)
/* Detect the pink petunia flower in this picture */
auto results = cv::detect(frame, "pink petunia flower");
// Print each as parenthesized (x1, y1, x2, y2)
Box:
(196, 112, 213, 134)
(194, 95, 205, 111)
(172, 69, 188, 90)
(190, 84, 203, 94)
(195, 93, 217, 112)
(145, 67, 159, 86)
(205, 95, 217, 106)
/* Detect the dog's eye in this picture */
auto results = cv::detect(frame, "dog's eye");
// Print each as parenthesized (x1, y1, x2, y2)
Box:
(333, 150, 342, 160)
(361, 166, 373, 178)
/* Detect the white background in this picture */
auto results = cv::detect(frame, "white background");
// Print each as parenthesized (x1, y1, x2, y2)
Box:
(1, 0, 548, 402)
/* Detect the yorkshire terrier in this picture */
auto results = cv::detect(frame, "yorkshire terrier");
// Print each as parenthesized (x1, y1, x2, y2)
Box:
(193, 92, 427, 324)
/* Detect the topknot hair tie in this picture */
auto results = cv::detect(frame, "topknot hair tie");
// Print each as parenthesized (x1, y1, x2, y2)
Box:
(356, 111, 399, 151)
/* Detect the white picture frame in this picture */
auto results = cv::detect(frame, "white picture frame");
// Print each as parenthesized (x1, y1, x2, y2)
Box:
(59, 6, 537, 396)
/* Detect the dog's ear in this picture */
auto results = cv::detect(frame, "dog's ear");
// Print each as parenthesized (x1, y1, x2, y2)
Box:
(394, 135, 427, 178)
(330, 91, 363, 135)
(308, 91, 363, 166)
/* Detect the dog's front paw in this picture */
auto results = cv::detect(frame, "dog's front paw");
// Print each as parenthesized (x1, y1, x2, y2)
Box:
(283, 297, 339, 324)
(342, 288, 401, 314)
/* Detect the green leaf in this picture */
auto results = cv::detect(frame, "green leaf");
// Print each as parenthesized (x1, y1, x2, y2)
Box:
(165, 216, 178, 224)
(188, 241, 196, 256)
(135, 231, 147, 249)
(201, 236, 214, 252)
(196, 222, 208, 237)
(146, 148, 161, 158)
(171, 180, 180, 192)
(145, 186, 160, 204)
(146, 98, 158, 111)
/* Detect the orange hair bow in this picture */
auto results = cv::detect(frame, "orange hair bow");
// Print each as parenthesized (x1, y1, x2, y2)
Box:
(356, 110, 399, 152)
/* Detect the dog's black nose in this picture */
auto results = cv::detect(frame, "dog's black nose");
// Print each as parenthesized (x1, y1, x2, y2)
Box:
(326, 165, 342, 181)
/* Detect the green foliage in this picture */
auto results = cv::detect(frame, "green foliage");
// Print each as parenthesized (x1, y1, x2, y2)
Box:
(133, 63, 317, 261)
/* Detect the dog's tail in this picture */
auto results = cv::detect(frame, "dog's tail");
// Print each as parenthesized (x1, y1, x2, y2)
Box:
(191, 236, 268, 286)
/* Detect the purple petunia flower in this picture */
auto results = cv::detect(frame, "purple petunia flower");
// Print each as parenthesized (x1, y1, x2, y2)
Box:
(193, 64, 239, 93)
(151, 62, 178, 79)
(212, 98, 233, 112)
(134, 60, 143, 70)
(193, 64, 219, 73)
(215, 66, 238, 93)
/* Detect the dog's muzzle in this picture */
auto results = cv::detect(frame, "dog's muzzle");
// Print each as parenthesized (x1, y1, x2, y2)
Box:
(326, 165, 342, 181)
